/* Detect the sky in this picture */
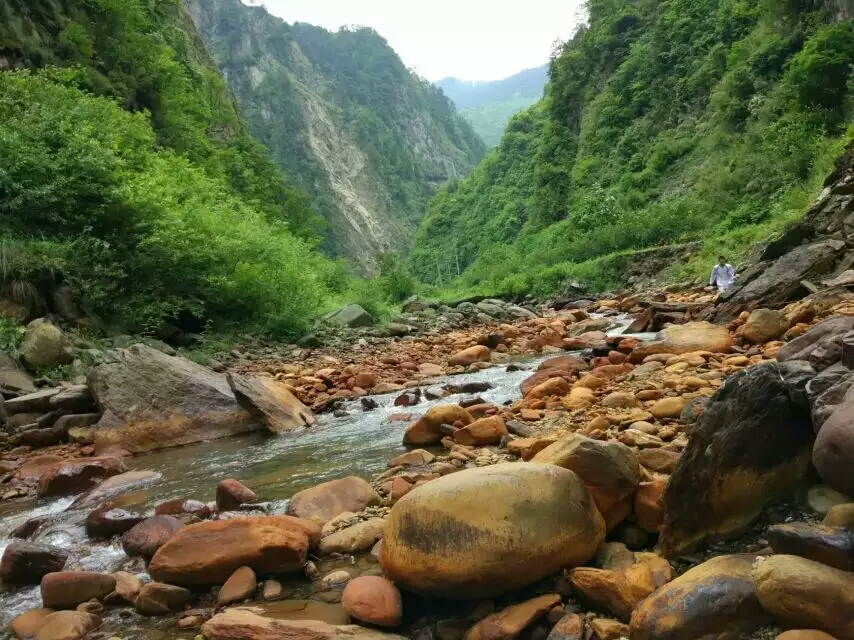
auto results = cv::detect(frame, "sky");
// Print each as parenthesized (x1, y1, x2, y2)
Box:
(254, 0, 587, 82)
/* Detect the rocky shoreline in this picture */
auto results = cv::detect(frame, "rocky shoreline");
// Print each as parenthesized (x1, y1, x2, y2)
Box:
(1, 286, 854, 640)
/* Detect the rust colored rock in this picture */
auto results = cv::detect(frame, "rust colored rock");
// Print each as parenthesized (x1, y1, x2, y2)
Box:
(403, 405, 474, 446)
(465, 593, 560, 640)
(227, 373, 315, 433)
(85, 507, 145, 539)
(526, 377, 571, 400)
(0, 541, 68, 585)
(629, 554, 767, 640)
(589, 618, 629, 640)
(148, 516, 309, 586)
(287, 476, 380, 526)
(121, 515, 182, 559)
(547, 612, 584, 640)
(114, 571, 142, 604)
(341, 576, 402, 627)
(453, 416, 508, 447)
(40, 571, 116, 609)
(136, 582, 193, 615)
(650, 397, 687, 420)
(70, 470, 162, 510)
(634, 479, 667, 534)
(10, 608, 54, 640)
(629, 322, 733, 363)
(218, 566, 258, 606)
(37, 457, 127, 498)
(388, 449, 435, 467)
(216, 478, 258, 512)
(34, 611, 98, 640)
(155, 498, 212, 519)
(449, 346, 491, 367)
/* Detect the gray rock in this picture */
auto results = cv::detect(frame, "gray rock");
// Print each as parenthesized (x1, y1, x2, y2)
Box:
(806, 363, 854, 431)
(778, 315, 854, 371)
(48, 385, 93, 412)
(385, 323, 412, 337)
(3, 388, 60, 415)
(814, 381, 854, 496)
(19, 318, 75, 369)
(323, 304, 374, 328)
(0, 351, 34, 393)
(505, 305, 538, 320)
(227, 373, 315, 434)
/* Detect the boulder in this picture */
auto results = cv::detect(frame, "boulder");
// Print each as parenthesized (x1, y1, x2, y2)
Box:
(629, 322, 732, 363)
(341, 576, 402, 627)
(767, 521, 854, 572)
(379, 462, 605, 598)
(121, 515, 182, 559)
(753, 554, 854, 639)
(34, 611, 98, 640)
(148, 516, 309, 585)
(324, 304, 374, 328)
(201, 607, 406, 640)
(0, 541, 68, 585)
(40, 572, 116, 609)
(806, 363, 854, 430)
(452, 416, 507, 446)
(629, 554, 768, 640)
(660, 362, 814, 557)
(388, 450, 435, 467)
(569, 554, 672, 622)
(218, 566, 258, 606)
(318, 518, 385, 555)
(465, 593, 561, 640)
(10, 608, 54, 640)
(3, 389, 60, 415)
(227, 374, 315, 434)
(19, 319, 75, 369)
(155, 499, 212, 519)
(86, 344, 258, 453)
(37, 457, 127, 498)
(287, 476, 380, 526)
(636, 449, 680, 474)
(217, 478, 258, 512)
(70, 470, 162, 509)
(85, 507, 145, 539)
(114, 571, 142, 604)
(135, 582, 193, 615)
(742, 309, 789, 344)
(448, 346, 491, 367)
(403, 404, 474, 446)
(0, 351, 35, 393)
(814, 384, 854, 496)
(778, 315, 854, 372)
(532, 434, 639, 530)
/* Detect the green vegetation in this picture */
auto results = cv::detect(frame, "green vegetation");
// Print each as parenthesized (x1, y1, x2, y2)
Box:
(411, 0, 854, 296)
(191, 0, 485, 269)
(460, 97, 543, 147)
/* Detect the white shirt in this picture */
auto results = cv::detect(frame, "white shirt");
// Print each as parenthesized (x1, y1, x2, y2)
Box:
(710, 263, 736, 289)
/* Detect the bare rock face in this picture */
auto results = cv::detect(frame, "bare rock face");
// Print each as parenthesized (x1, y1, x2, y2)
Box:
(227, 373, 315, 434)
(659, 362, 815, 557)
(86, 344, 259, 453)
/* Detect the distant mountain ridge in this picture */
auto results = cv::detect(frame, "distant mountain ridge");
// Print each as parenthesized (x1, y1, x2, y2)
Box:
(437, 64, 548, 146)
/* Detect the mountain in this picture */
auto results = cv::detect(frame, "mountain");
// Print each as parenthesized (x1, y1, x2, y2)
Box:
(188, 0, 486, 272)
(437, 65, 548, 146)
(0, 0, 345, 336)
(410, 0, 854, 295)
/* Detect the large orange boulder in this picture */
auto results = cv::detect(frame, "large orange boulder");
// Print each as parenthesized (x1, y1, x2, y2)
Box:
(452, 416, 507, 446)
(227, 373, 315, 433)
(629, 322, 733, 363)
(403, 405, 473, 445)
(148, 516, 309, 585)
(448, 346, 491, 367)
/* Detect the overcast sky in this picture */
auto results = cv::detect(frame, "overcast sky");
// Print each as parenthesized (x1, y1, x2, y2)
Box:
(255, 0, 587, 82)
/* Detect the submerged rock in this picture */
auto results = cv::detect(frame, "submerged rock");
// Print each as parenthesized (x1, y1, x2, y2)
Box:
(379, 462, 604, 598)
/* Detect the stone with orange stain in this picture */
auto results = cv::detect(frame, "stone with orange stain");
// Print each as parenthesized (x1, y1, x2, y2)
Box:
(634, 479, 667, 534)
(453, 416, 508, 447)
(464, 593, 560, 640)
(403, 405, 474, 445)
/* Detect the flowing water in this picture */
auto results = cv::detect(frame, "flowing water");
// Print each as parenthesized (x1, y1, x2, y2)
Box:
(0, 317, 653, 638)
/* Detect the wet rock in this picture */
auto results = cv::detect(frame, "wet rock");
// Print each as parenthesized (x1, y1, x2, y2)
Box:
(341, 576, 402, 628)
(660, 362, 814, 557)
(0, 541, 68, 585)
(20, 319, 75, 369)
(532, 434, 639, 530)
(262, 580, 286, 601)
(547, 613, 584, 640)
(452, 416, 507, 447)
(324, 304, 374, 328)
(448, 346, 491, 367)
(201, 607, 406, 640)
(85, 507, 145, 539)
(227, 373, 316, 434)
(287, 476, 380, 526)
(134, 582, 193, 615)
(86, 344, 258, 453)
(321, 570, 351, 589)
(465, 593, 560, 640)
(121, 515, 182, 559)
(37, 457, 127, 498)
(155, 498, 212, 519)
(40, 572, 116, 609)
(35, 611, 98, 640)
(217, 478, 258, 512)
(10, 608, 54, 640)
(70, 470, 162, 509)
(742, 309, 789, 344)
(148, 516, 309, 585)
(114, 571, 142, 604)
(403, 404, 475, 446)
(629, 322, 733, 363)
(814, 386, 854, 497)
(318, 518, 385, 555)
(767, 521, 854, 571)
(569, 554, 671, 621)
(218, 566, 257, 606)
(629, 554, 767, 640)
(753, 554, 854, 639)
(380, 462, 604, 598)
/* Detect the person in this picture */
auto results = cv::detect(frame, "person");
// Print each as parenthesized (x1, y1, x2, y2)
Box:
(710, 256, 735, 293)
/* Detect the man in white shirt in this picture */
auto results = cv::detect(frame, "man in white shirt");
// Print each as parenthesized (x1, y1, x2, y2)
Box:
(710, 256, 736, 293)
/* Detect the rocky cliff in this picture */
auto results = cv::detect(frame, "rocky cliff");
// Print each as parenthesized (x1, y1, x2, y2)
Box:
(187, 0, 486, 272)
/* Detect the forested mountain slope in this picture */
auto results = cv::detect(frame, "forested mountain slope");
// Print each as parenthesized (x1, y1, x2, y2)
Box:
(188, 0, 486, 271)
(411, 0, 854, 295)
(437, 65, 548, 147)
(0, 0, 341, 336)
